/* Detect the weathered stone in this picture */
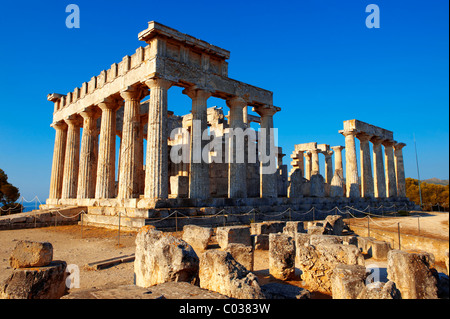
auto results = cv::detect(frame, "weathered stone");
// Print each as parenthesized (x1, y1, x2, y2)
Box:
(297, 243, 365, 293)
(9, 241, 53, 269)
(324, 215, 344, 235)
(307, 226, 326, 235)
(250, 221, 286, 235)
(283, 221, 305, 237)
(216, 225, 251, 249)
(330, 170, 344, 197)
(261, 283, 310, 299)
(182, 225, 212, 252)
(445, 250, 449, 276)
(331, 264, 367, 299)
(252, 234, 269, 250)
(309, 235, 342, 246)
(134, 226, 199, 287)
(226, 243, 253, 271)
(199, 250, 264, 299)
(369, 240, 391, 260)
(309, 174, 325, 197)
(0, 261, 67, 299)
(357, 281, 401, 299)
(269, 233, 295, 280)
(387, 250, 438, 299)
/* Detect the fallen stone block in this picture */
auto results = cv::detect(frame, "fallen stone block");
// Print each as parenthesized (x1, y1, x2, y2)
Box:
(250, 221, 286, 235)
(216, 225, 251, 249)
(226, 243, 253, 271)
(331, 264, 367, 299)
(307, 226, 326, 235)
(387, 250, 438, 299)
(199, 250, 264, 299)
(269, 233, 295, 280)
(182, 225, 213, 252)
(369, 240, 391, 260)
(134, 226, 199, 288)
(9, 240, 53, 269)
(283, 221, 305, 237)
(324, 215, 345, 235)
(261, 283, 310, 299)
(357, 281, 401, 299)
(0, 261, 67, 299)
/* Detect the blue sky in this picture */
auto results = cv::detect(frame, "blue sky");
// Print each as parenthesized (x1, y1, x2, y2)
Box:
(0, 0, 448, 202)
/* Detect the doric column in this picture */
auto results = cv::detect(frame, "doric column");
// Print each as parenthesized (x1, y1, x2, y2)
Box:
(61, 115, 82, 199)
(183, 87, 212, 200)
(137, 114, 147, 196)
(95, 98, 121, 199)
(291, 151, 304, 177)
(304, 151, 312, 180)
(48, 121, 67, 200)
(356, 132, 374, 198)
(77, 107, 100, 199)
(383, 140, 398, 197)
(310, 149, 321, 176)
(331, 146, 345, 176)
(394, 142, 407, 197)
(255, 105, 279, 198)
(371, 137, 386, 198)
(324, 150, 334, 185)
(118, 86, 145, 199)
(144, 78, 172, 199)
(227, 96, 248, 198)
(341, 130, 360, 198)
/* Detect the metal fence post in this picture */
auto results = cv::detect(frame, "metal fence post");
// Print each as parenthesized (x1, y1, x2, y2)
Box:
(398, 223, 401, 250)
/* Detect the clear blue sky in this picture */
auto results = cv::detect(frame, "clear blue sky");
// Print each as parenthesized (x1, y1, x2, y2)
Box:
(0, 0, 448, 202)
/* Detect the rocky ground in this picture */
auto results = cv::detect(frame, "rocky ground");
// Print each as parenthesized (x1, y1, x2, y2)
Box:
(0, 211, 447, 299)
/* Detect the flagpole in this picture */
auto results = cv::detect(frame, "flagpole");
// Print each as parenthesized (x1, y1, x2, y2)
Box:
(414, 134, 423, 208)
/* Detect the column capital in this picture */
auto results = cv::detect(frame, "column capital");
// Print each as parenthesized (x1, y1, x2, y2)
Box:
(394, 142, 406, 150)
(331, 145, 345, 152)
(98, 97, 123, 111)
(304, 151, 312, 157)
(79, 106, 101, 120)
(182, 86, 213, 100)
(50, 120, 67, 131)
(144, 77, 173, 91)
(120, 86, 147, 101)
(64, 114, 82, 127)
(324, 150, 334, 157)
(253, 104, 280, 117)
(382, 139, 397, 147)
(339, 129, 358, 137)
(370, 136, 384, 145)
(356, 132, 373, 143)
(226, 96, 247, 109)
(310, 148, 321, 155)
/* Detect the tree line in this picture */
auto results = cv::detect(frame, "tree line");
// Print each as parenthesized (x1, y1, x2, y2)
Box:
(405, 177, 449, 211)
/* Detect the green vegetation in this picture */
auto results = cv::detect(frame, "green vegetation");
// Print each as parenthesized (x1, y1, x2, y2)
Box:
(0, 169, 22, 215)
(406, 177, 449, 210)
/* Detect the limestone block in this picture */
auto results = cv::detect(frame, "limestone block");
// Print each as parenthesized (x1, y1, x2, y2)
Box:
(199, 250, 264, 299)
(182, 225, 212, 252)
(252, 234, 269, 250)
(387, 250, 438, 299)
(250, 221, 286, 235)
(331, 264, 367, 299)
(356, 237, 377, 254)
(330, 170, 345, 197)
(283, 221, 305, 237)
(269, 233, 295, 280)
(225, 243, 253, 271)
(169, 176, 188, 197)
(310, 174, 325, 197)
(134, 226, 199, 287)
(357, 281, 401, 299)
(0, 261, 67, 299)
(369, 240, 391, 260)
(216, 225, 251, 249)
(324, 215, 344, 236)
(288, 169, 303, 198)
(307, 226, 326, 235)
(9, 241, 53, 269)
(309, 235, 342, 246)
(261, 283, 310, 299)
(297, 243, 365, 293)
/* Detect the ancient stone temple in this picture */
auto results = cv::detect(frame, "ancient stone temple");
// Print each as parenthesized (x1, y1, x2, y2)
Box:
(42, 21, 417, 229)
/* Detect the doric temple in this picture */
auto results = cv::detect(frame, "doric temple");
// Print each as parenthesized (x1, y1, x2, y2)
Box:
(43, 21, 417, 229)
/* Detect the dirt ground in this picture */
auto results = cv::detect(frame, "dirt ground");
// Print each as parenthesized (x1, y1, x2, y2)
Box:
(0, 211, 447, 299)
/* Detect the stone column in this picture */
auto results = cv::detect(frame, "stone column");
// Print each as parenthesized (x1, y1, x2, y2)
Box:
(304, 151, 312, 180)
(95, 98, 121, 199)
(77, 107, 100, 199)
(371, 137, 386, 198)
(183, 87, 212, 200)
(383, 140, 398, 197)
(310, 149, 320, 176)
(356, 133, 374, 198)
(331, 146, 345, 176)
(48, 121, 67, 200)
(394, 143, 407, 197)
(291, 151, 304, 177)
(137, 114, 147, 196)
(341, 130, 360, 198)
(324, 150, 334, 184)
(118, 87, 145, 199)
(256, 105, 278, 198)
(144, 78, 172, 199)
(227, 96, 248, 198)
(61, 115, 82, 199)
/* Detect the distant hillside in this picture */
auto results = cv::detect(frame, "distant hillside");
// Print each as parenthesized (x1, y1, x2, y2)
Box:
(422, 178, 449, 186)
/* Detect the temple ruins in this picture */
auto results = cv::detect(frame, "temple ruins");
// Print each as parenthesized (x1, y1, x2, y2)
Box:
(41, 21, 416, 229)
